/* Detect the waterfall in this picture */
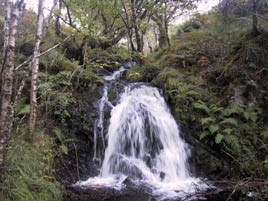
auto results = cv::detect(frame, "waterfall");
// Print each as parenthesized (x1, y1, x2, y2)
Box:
(77, 63, 209, 199)
(102, 84, 190, 178)
(92, 63, 128, 161)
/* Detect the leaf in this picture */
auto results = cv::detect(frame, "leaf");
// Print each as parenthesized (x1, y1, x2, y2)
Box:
(210, 106, 224, 114)
(54, 128, 63, 142)
(220, 118, 238, 127)
(17, 105, 30, 115)
(200, 131, 209, 140)
(185, 90, 200, 97)
(224, 135, 240, 153)
(200, 117, 216, 125)
(223, 106, 243, 117)
(193, 101, 210, 114)
(60, 144, 68, 155)
(243, 110, 258, 123)
(209, 125, 219, 134)
(215, 134, 224, 144)
(261, 129, 268, 140)
(223, 128, 233, 135)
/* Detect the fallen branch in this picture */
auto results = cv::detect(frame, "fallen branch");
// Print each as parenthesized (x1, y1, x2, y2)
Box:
(38, 33, 75, 57)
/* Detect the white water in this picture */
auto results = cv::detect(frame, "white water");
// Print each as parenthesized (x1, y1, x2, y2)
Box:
(93, 85, 108, 160)
(103, 66, 126, 81)
(93, 65, 127, 160)
(77, 63, 209, 199)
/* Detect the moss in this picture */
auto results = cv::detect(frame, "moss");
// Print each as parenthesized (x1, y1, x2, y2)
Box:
(0, 131, 62, 201)
(83, 47, 130, 72)
(126, 64, 160, 83)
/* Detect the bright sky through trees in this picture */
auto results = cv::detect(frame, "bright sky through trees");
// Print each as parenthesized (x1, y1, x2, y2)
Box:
(24, 0, 220, 25)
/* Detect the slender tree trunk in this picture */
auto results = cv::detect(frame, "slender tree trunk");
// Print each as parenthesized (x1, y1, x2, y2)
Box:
(153, 25, 158, 47)
(157, 20, 168, 48)
(55, 0, 61, 36)
(1, 0, 12, 77)
(29, 0, 45, 138)
(252, 0, 260, 36)
(134, 25, 143, 52)
(0, 0, 24, 175)
(43, 0, 58, 36)
(128, 30, 136, 51)
(164, 11, 170, 47)
(0, 0, 12, 102)
(130, 0, 142, 52)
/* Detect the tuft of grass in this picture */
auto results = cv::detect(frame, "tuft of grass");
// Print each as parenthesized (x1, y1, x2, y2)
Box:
(0, 131, 62, 201)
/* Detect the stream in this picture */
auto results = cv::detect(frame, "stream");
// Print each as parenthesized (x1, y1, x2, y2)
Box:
(72, 63, 213, 200)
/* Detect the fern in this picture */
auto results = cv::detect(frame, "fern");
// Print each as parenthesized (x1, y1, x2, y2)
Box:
(220, 118, 238, 127)
(200, 131, 210, 140)
(185, 90, 200, 97)
(215, 133, 224, 144)
(209, 125, 219, 134)
(194, 101, 210, 114)
(224, 135, 240, 154)
(243, 110, 258, 123)
(200, 117, 216, 125)
(223, 106, 243, 117)
(17, 105, 30, 115)
(261, 128, 268, 140)
(223, 128, 233, 135)
(210, 105, 224, 114)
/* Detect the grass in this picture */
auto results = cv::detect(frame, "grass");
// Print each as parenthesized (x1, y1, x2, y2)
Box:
(0, 130, 62, 201)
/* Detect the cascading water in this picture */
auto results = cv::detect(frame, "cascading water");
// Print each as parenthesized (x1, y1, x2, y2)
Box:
(77, 63, 209, 199)
(92, 64, 129, 161)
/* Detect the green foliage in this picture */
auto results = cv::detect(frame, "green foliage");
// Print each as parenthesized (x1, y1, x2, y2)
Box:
(1, 132, 62, 201)
(53, 128, 69, 155)
(84, 47, 129, 72)
(126, 64, 160, 83)
(17, 105, 30, 115)
(38, 71, 78, 124)
(220, 118, 238, 127)
(193, 101, 210, 114)
(215, 133, 224, 144)
(144, 8, 268, 178)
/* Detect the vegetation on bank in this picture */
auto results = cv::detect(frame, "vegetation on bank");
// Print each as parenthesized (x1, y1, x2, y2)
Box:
(0, 132, 62, 201)
(127, 11, 268, 181)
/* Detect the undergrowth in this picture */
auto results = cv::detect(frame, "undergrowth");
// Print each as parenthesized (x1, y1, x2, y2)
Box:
(136, 11, 268, 178)
(0, 131, 62, 201)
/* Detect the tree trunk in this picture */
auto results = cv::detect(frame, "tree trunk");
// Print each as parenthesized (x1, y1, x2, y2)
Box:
(128, 29, 136, 52)
(134, 25, 143, 52)
(55, 0, 61, 36)
(164, 10, 170, 47)
(252, 0, 260, 36)
(29, 0, 45, 138)
(43, 0, 58, 36)
(130, 0, 143, 52)
(1, 0, 12, 77)
(158, 21, 168, 48)
(0, 0, 24, 175)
